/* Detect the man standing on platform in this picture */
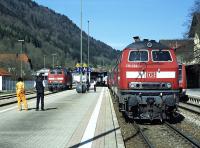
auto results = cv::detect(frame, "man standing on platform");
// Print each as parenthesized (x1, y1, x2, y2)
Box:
(34, 73, 45, 111)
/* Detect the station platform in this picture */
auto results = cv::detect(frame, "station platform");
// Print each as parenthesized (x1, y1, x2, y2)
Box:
(66, 87, 124, 148)
(0, 87, 125, 148)
(186, 88, 200, 97)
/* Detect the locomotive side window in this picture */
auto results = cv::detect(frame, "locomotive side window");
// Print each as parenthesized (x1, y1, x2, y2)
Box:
(152, 50, 172, 62)
(129, 50, 148, 62)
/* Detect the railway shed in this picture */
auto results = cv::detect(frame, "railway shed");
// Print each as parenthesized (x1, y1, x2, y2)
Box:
(0, 68, 11, 91)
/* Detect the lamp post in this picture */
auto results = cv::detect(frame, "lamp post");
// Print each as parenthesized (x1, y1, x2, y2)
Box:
(52, 53, 56, 68)
(80, 0, 83, 87)
(43, 55, 46, 80)
(18, 39, 24, 78)
(87, 20, 90, 82)
(44, 55, 46, 69)
(76, 0, 86, 93)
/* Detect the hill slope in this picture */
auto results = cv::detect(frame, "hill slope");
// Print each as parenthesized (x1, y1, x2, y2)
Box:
(0, 0, 120, 70)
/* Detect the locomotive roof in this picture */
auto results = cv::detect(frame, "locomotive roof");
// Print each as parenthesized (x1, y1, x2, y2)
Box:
(50, 67, 68, 71)
(125, 40, 169, 50)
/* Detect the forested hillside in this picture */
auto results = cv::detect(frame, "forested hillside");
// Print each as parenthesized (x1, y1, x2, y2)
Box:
(0, 0, 120, 70)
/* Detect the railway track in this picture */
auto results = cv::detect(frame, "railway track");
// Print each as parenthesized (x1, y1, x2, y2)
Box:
(0, 90, 36, 100)
(0, 90, 54, 107)
(132, 121, 200, 148)
(132, 122, 154, 148)
(165, 122, 200, 148)
(178, 102, 200, 115)
(111, 90, 200, 148)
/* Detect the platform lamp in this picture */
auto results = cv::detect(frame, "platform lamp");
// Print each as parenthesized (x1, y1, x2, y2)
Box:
(52, 53, 56, 68)
(87, 20, 90, 82)
(43, 55, 46, 80)
(76, 0, 86, 93)
(18, 39, 24, 78)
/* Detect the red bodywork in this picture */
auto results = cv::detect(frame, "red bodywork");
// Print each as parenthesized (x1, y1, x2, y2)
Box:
(111, 48, 179, 91)
(48, 68, 72, 91)
(108, 39, 182, 120)
(178, 64, 187, 89)
(178, 64, 188, 101)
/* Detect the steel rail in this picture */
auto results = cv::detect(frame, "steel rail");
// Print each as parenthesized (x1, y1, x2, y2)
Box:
(0, 91, 54, 107)
(165, 122, 200, 148)
(0, 91, 36, 100)
(186, 102, 200, 108)
(178, 103, 200, 115)
(133, 122, 155, 148)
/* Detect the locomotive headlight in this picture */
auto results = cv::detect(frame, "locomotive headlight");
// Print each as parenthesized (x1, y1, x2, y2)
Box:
(166, 83, 172, 88)
(57, 78, 64, 80)
(129, 82, 136, 88)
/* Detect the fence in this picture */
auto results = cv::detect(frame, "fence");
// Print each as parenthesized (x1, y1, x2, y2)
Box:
(2, 80, 35, 92)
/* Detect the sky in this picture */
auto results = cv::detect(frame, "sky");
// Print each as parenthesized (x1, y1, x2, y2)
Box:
(34, 0, 195, 50)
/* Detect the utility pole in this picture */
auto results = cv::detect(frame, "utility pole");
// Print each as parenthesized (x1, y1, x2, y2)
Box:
(87, 20, 90, 69)
(44, 55, 46, 69)
(87, 20, 90, 82)
(18, 39, 24, 78)
(52, 53, 56, 68)
(80, 0, 83, 90)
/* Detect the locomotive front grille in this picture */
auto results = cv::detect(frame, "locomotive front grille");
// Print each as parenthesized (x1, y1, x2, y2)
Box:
(142, 83, 161, 89)
(129, 82, 172, 89)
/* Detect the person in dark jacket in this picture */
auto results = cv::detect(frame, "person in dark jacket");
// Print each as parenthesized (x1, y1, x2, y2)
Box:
(34, 73, 45, 111)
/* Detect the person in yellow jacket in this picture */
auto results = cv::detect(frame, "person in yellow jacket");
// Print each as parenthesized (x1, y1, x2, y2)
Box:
(16, 77, 28, 111)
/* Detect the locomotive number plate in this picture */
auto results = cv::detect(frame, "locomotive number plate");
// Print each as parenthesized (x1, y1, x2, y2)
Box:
(146, 72, 156, 78)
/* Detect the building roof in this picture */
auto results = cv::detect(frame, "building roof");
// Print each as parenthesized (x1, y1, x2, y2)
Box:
(189, 13, 200, 37)
(0, 53, 29, 63)
(160, 39, 193, 49)
(160, 39, 194, 63)
(0, 68, 11, 76)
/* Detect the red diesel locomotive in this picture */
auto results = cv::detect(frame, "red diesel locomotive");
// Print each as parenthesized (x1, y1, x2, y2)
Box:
(109, 37, 187, 121)
(48, 67, 72, 91)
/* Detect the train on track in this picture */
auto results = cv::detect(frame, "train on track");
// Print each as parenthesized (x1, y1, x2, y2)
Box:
(108, 36, 187, 121)
(48, 67, 72, 91)
(91, 72, 108, 86)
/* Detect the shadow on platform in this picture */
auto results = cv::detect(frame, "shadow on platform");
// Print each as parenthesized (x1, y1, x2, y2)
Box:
(69, 127, 120, 148)
(26, 107, 58, 111)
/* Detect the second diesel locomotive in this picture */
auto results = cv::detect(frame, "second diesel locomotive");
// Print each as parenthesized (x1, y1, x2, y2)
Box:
(48, 67, 72, 91)
(109, 37, 186, 121)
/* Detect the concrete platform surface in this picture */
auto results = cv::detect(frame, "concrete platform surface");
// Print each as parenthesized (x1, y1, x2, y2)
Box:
(0, 87, 124, 148)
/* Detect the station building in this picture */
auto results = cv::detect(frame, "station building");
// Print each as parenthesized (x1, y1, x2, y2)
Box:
(0, 68, 11, 91)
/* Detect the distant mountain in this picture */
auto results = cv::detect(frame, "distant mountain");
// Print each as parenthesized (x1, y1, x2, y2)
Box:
(0, 0, 120, 70)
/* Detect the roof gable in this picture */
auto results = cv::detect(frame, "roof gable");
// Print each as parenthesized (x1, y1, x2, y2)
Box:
(189, 13, 200, 37)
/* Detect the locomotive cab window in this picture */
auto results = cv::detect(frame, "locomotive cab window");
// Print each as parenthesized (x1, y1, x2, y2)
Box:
(50, 69, 62, 74)
(57, 69, 62, 74)
(129, 50, 148, 62)
(152, 50, 172, 62)
(50, 69, 56, 74)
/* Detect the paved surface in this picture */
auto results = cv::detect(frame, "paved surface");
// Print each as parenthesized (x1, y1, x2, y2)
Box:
(0, 87, 124, 148)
